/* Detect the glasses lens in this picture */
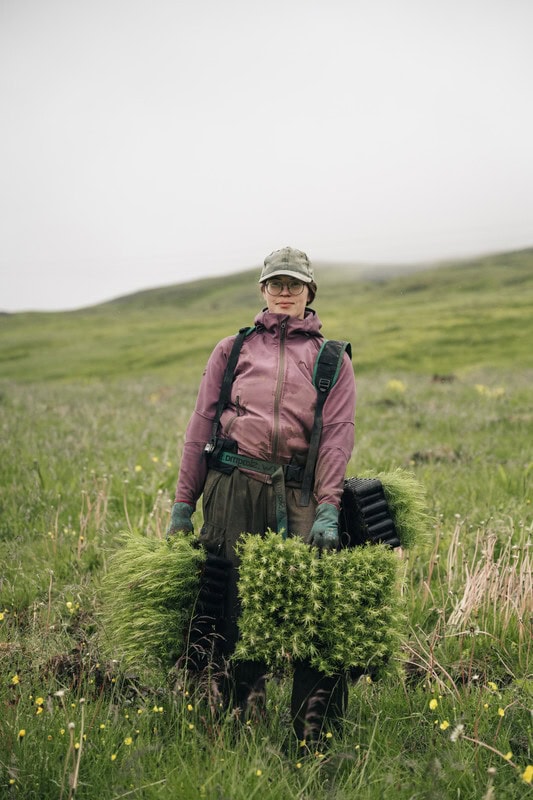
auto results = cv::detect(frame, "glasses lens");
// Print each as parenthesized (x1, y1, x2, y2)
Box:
(266, 279, 305, 296)
(288, 280, 305, 295)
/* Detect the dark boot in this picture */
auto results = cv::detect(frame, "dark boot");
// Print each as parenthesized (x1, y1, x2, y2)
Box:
(291, 661, 348, 744)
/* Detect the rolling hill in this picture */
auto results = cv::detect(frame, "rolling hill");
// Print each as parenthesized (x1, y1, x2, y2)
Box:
(0, 247, 532, 383)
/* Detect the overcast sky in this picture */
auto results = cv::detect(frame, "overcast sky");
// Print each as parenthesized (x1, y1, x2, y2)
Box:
(1, 0, 532, 312)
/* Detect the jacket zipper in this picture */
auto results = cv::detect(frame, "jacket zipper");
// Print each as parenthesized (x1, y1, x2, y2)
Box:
(271, 320, 286, 461)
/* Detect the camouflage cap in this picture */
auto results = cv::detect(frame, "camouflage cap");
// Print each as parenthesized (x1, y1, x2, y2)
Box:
(259, 247, 314, 284)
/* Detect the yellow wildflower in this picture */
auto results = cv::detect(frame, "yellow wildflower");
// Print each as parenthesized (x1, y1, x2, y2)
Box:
(387, 379, 406, 394)
(124, 737, 133, 746)
(487, 681, 498, 692)
(0, 613, 4, 621)
(135, 465, 142, 473)
(35, 697, 44, 706)
(503, 752, 512, 761)
(18, 729, 26, 739)
(187, 704, 193, 712)
(11, 674, 20, 685)
(429, 699, 438, 710)
(325, 732, 333, 739)
(522, 765, 533, 784)
(255, 769, 262, 776)
(111, 754, 117, 762)
(439, 721, 450, 730)
(36, 707, 44, 715)
(498, 708, 505, 717)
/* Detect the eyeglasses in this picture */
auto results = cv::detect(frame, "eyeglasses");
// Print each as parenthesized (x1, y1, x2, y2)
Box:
(265, 279, 306, 296)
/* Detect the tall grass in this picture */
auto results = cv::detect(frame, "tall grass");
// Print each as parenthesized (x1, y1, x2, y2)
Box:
(1, 368, 530, 798)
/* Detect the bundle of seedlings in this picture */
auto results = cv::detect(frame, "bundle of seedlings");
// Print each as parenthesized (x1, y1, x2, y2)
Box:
(235, 469, 426, 675)
(100, 532, 205, 670)
(373, 468, 428, 547)
(235, 532, 403, 676)
(341, 468, 428, 549)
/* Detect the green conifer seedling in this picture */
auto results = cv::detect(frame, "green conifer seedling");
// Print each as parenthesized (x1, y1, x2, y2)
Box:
(100, 532, 204, 670)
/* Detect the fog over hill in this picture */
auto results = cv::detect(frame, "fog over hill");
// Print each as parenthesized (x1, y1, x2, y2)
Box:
(98, 247, 531, 311)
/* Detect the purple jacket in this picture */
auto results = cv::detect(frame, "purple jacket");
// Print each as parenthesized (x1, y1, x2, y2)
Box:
(175, 309, 356, 509)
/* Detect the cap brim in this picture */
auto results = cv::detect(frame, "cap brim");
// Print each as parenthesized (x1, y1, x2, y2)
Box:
(259, 269, 312, 284)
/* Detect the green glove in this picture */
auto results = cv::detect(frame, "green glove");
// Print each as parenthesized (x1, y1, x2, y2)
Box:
(308, 503, 339, 550)
(167, 502, 194, 539)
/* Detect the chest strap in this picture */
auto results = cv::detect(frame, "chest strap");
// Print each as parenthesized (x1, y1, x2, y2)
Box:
(299, 339, 352, 506)
(206, 326, 256, 452)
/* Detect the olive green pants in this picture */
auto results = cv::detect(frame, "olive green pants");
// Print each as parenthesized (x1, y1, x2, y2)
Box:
(198, 468, 348, 740)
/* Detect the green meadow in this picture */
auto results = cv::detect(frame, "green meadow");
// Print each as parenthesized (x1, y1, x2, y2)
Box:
(0, 249, 532, 798)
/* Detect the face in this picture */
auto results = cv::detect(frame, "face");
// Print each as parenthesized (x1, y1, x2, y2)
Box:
(261, 277, 310, 319)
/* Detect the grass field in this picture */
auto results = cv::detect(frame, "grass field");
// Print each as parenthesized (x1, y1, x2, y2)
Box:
(0, 249, 532, 798)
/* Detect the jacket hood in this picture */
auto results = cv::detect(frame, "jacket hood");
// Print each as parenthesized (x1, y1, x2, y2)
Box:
(254, 308, 323, 337)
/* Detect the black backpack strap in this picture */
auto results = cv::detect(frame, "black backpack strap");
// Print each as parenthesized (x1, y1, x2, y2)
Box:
(207, 326, 255, 450)
(299, 339, 352, 506)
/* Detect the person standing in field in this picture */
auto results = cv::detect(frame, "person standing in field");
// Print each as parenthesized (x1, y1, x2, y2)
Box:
(168, 247, 356, 744)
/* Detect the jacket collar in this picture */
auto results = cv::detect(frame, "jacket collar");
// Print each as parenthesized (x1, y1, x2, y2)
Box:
(254, 308, 323, 337)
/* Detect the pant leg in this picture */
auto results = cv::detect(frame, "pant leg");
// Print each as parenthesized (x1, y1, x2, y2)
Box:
(198, 469, 273, 712)
(291, 661, 348, 743)
(285, 484, 317, 541)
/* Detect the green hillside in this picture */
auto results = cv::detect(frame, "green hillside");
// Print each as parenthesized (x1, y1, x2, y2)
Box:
(1, 248, 532, 383)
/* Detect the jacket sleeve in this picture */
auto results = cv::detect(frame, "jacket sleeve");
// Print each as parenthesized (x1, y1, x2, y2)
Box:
(313, 352, 356, 509)
(174, 337, 232, 507)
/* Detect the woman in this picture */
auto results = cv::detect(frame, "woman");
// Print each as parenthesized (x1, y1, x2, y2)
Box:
(168, 247, 356, 743)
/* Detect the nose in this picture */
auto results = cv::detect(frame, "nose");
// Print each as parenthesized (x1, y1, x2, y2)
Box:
(279, 283, 291, 295)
